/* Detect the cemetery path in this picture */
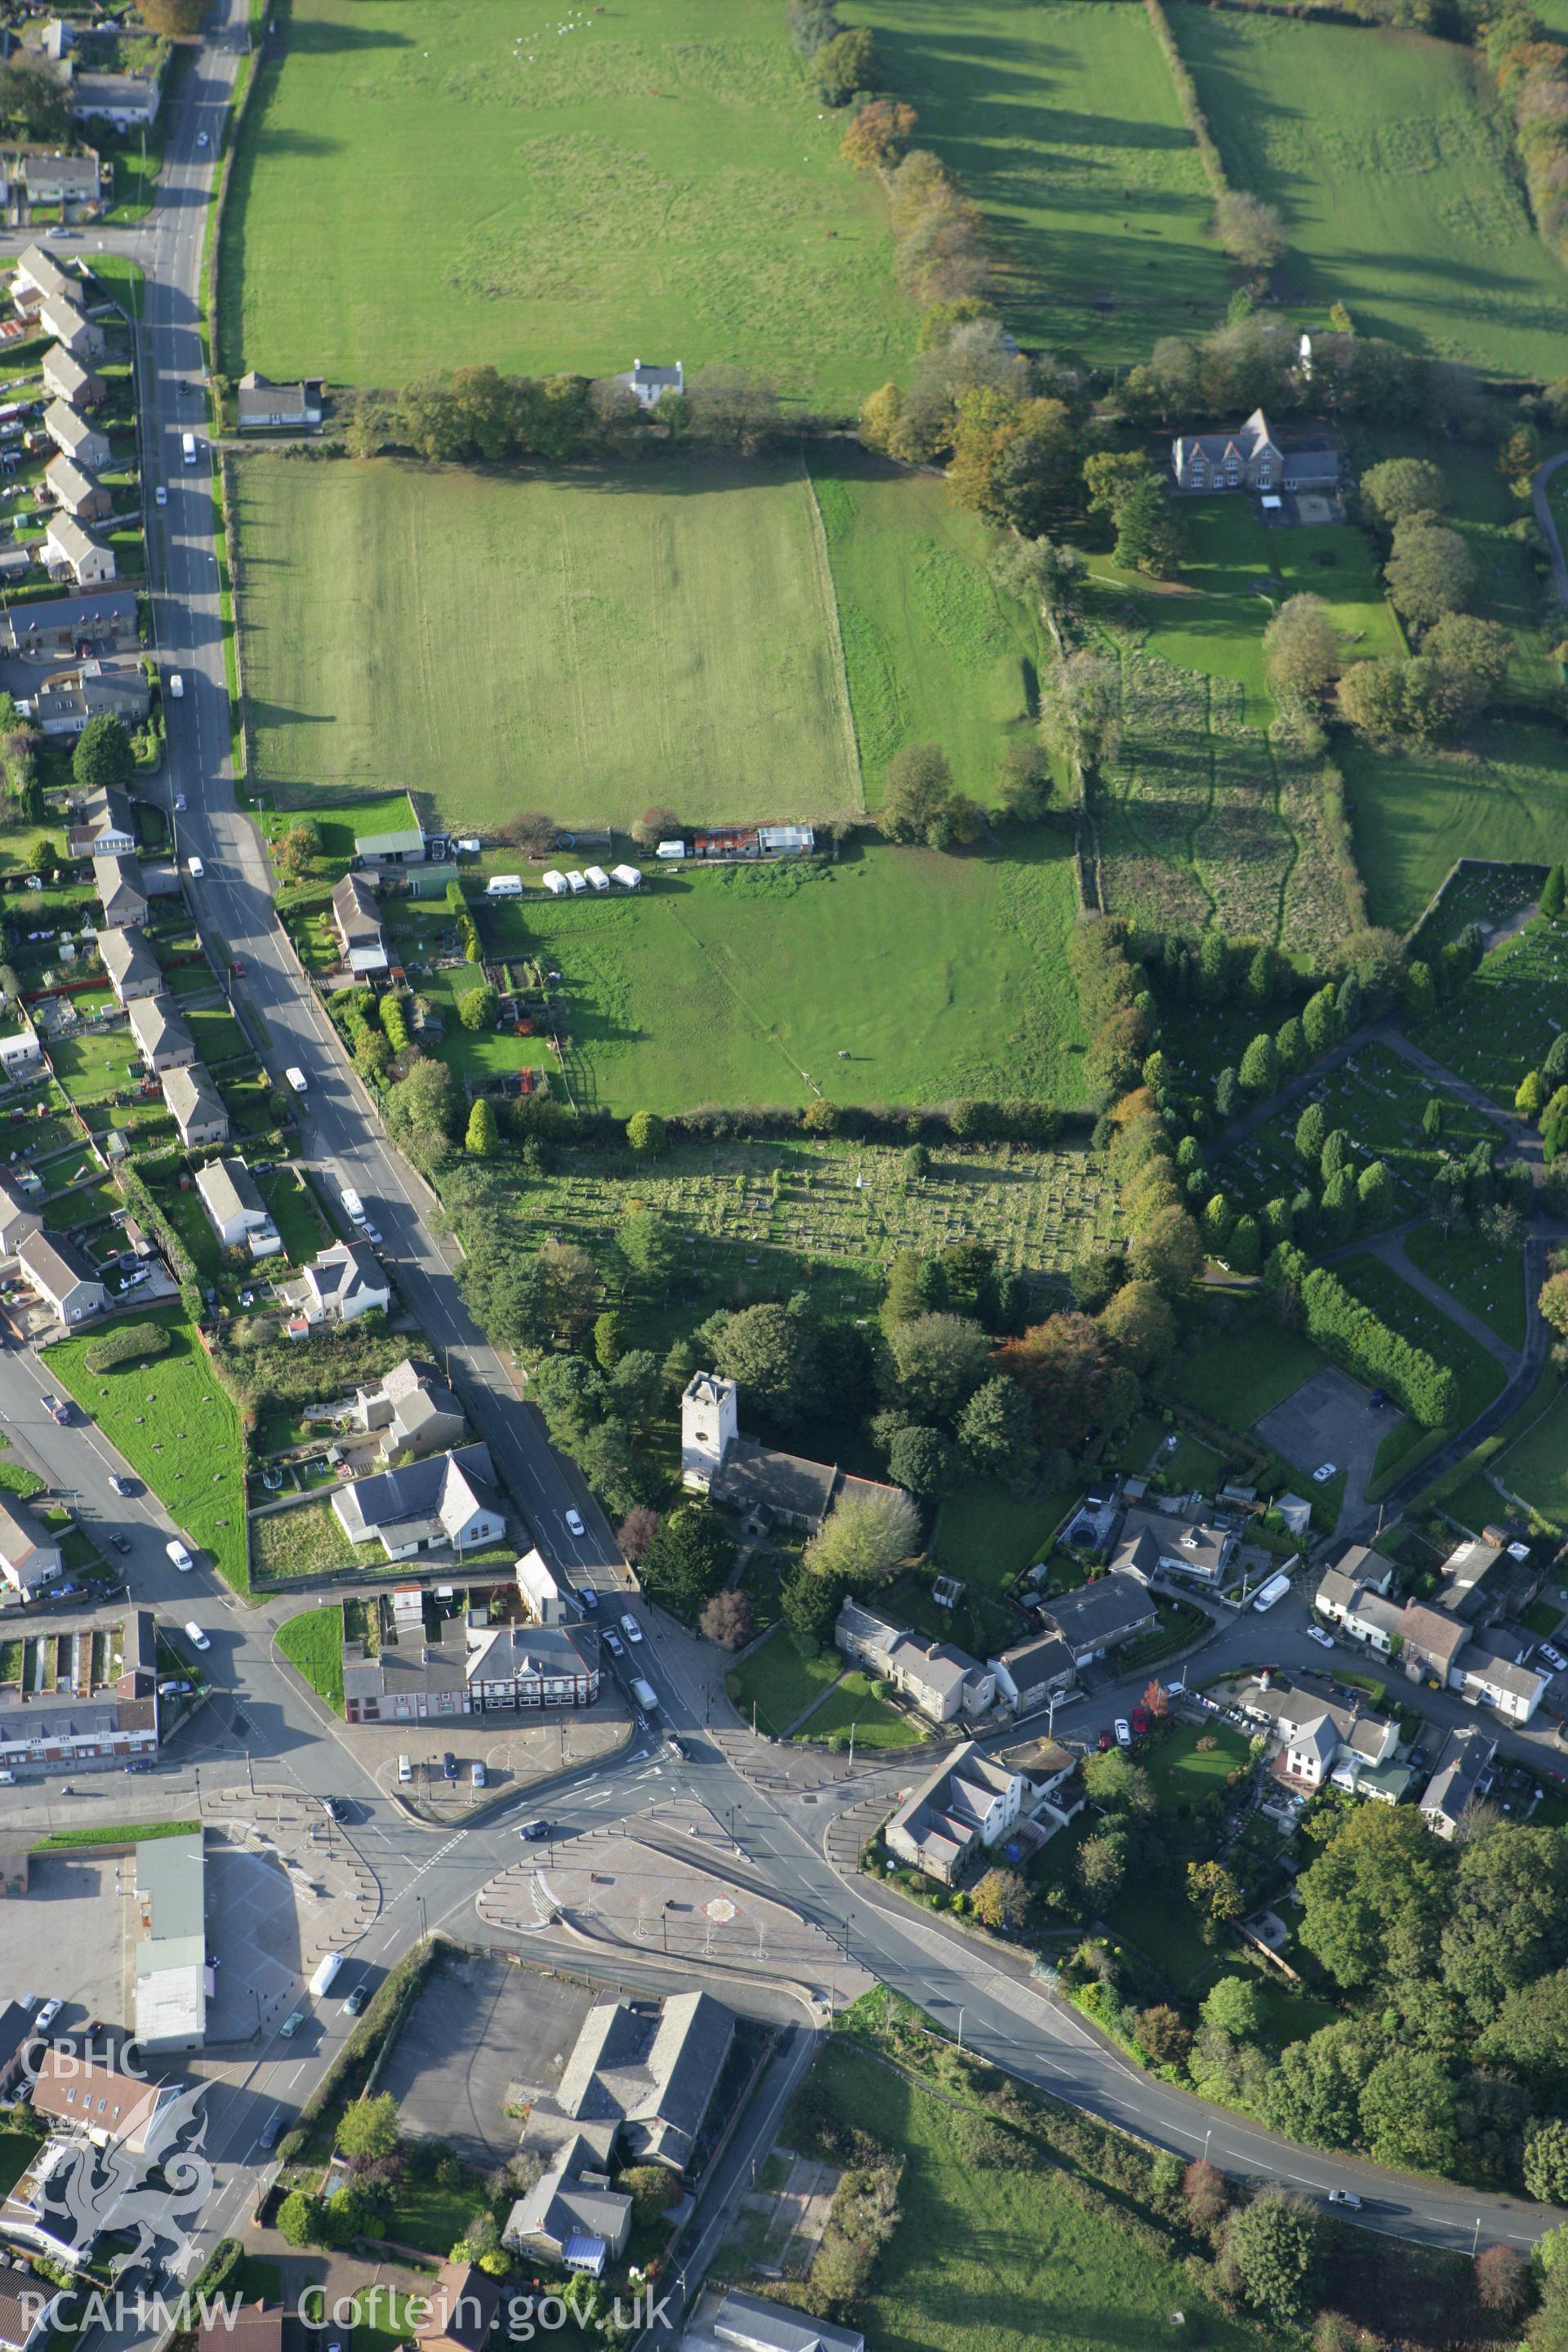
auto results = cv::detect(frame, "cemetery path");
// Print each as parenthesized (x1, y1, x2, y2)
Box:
(1321, 1221, 1520, 1370)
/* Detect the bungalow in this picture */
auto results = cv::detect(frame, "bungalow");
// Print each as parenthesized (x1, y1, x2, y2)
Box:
(1111, 1502, 1236, 1588)
(351, 1355, 466, 1463)
(0, 1492, 63, 1600)
(615, 357, 684, 409)
(70, 71, 162, 131)
(43, 512, 114, 587)
(884, 1740, 1030, 1886)
(36, 296, 103, 363)
(354, 822, 426, 867)
(67, 786, 135, 858)
(701, 2296, 864, 2352)
(286, 1238, 390, 1327)
(11, 244, 75, 314)
(161, 1063, 229, 1150)
(0, 587, 135, 658)
(988, 1629, 1077, 1715)
(332, 1442, 503, 1561)
(1038, 1573, 1158, 1668)
(42, 400, 109, 474)
(96, 922, 161, 1004)
(411, 2262, 502, 2352)
(330, 870, 388, 974)
(0, 2258, 62, 2352)
(127, 992, 194, 1075)
(41, 345, 105, 409)
(234, 371, 323, 432)
(194, 1157, 281, 1258)
(93, 849, 147, 928)
(18, 1227, 106, 1325)
(501, 2134, 631, 2275)
(0, 1173, 42, 1263)
(835, 1599, 995, 1722)
(32, 657, 149, 737)
(1420, 1726, 1496, 1839)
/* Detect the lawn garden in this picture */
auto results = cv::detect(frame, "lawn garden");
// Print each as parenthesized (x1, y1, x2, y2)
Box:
(855, 0, 1233, 366)
(725, 1629, 845, 1738)
(234, 453, 862, 835)
(47, 1307, 250, 1594)
(489, 837, 1087, 1115)
(275, 1602, 345, 1711)
(218, 0, 911, 403)
(1173, 10, 1568, 377)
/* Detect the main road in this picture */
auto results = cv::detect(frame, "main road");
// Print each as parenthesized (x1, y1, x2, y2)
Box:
(4, 3, 1563, 2329)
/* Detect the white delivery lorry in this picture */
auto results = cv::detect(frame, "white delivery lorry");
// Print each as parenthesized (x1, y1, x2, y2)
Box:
(630, 1677, 659, 1714)
(309, 1952, 344, 1998)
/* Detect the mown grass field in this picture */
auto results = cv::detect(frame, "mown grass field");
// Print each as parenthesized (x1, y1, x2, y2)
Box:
(1403, 1223, 1527, 1352)
(854, 0, 1233, 363)
(496, 836, 1088, 1112)
(727, 1630, 844, 1737)
(218, 0, 911, 403)
(1490, 1386, 1568, 1526)
(47, 1307, 249, 1594)
(1346, 721, 1568, 937)
(808, 448, 1045, 811)
(1172, 11, 1568, 376)
(235, 454, 860, 834)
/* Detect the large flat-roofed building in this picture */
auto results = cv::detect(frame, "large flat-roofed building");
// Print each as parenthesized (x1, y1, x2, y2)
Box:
(133, 1828, 206, 2052)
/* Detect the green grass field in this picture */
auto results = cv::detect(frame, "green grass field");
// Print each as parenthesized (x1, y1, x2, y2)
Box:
(1173, 11, 1568, 376)
(1145, 1719, 1251, 1811)
(794, 1668, 925, 1747)
(276, 1604, 346, 1711)
(252, 1499, 384, 1582)
(791, 2038, 1281, 2352)
(1483, 1383, 1568, 1527)
(809, 447, 1044, 810)
(1168, 1321, 1327, 1430)
(47, 1307, 249, 1594)
(493, 836, 1087, 1111)
(218, 0, 911, 403)
(855, 0, 1233, 363)
(235, 452, 861, 833)
(1348, 722, 1568, 936)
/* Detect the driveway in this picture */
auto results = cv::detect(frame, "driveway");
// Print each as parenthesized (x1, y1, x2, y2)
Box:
(1532, 450, 1568, 604)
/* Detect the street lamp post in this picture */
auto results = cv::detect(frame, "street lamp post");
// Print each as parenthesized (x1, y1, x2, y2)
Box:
(956, 2007, 964, 2055)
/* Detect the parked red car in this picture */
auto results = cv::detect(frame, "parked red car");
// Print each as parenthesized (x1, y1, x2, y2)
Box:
(1131, 1705, 1151, 1738)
